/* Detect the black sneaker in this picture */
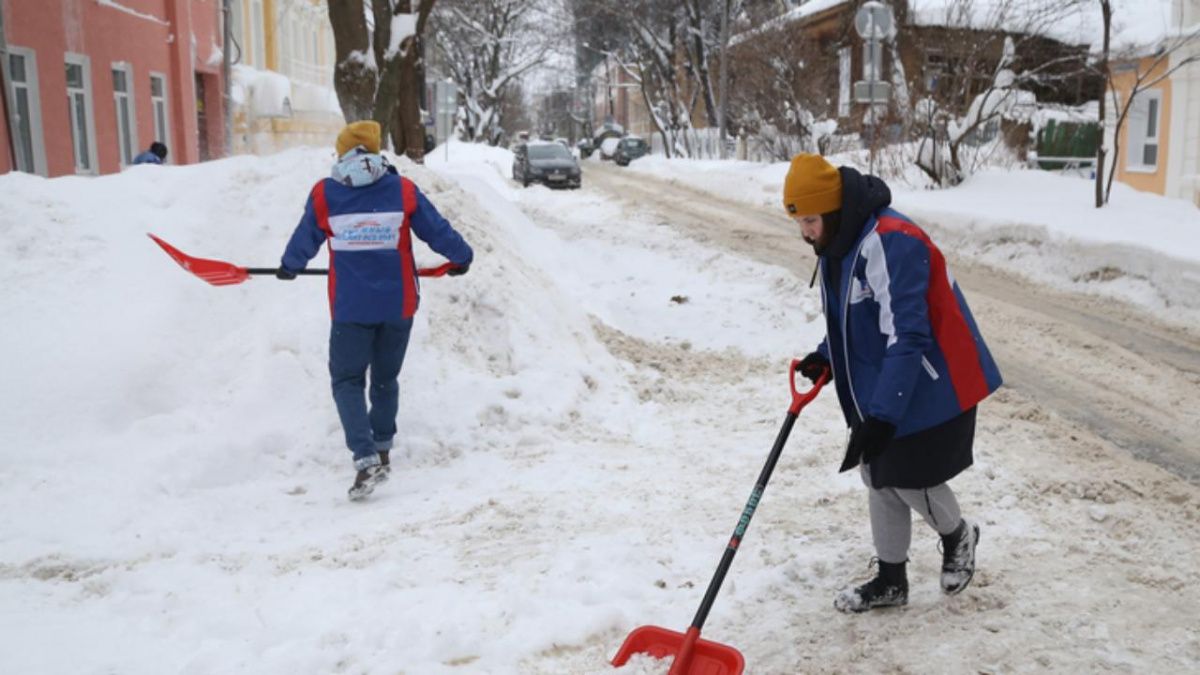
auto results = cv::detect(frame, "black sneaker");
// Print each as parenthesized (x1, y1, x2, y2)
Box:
(834, 559, 908, 613)
(347, 465, 388, 501)
(940, 519, 981, 595)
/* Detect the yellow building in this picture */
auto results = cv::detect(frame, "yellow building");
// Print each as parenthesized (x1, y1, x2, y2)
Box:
(227, 0, 345, 155)
(1108, 0, 1200, 206)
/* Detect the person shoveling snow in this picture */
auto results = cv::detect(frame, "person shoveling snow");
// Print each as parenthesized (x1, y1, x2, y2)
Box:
(785, 153, 1002, 613)
(277, 121, 474, 500)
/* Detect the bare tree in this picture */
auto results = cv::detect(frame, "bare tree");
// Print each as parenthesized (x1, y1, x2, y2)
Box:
(586, 0, 710, 158)
(683, 0, 720, 128)
(326, 0, 436, 160)
(726, 15, 838, 161)
(431, 0, 559, 145)
(910, 0, 1095, 185)
(1094, 0, 1112, 207)
(1099, 4, 1200, 205)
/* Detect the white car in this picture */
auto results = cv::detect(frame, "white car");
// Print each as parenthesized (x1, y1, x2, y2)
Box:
(598, 137, 621, 161)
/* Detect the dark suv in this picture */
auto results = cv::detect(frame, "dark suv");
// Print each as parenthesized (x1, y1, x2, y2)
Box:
(513, 141, 582, 189)
(614, 137, 649, 166)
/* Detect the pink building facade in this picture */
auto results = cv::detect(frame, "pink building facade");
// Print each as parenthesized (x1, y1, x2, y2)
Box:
(1, 0, 226, 177)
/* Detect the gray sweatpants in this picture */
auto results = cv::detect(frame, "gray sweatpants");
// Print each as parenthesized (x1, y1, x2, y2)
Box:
(861, 464, 962, 563)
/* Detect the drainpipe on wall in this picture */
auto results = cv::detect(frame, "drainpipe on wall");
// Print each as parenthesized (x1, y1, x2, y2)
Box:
(0, 1, 18, 171)
(223, 0, 232, 156)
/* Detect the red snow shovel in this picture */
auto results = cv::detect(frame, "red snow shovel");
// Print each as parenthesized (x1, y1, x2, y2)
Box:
(148, 233, 462, 286)
(612, 361, 829, 675)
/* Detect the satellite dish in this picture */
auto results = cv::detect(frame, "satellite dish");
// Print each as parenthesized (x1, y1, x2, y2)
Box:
(855, 1, 895, 40)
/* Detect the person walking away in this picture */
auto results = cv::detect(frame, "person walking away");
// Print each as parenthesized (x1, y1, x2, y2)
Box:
(277, 121, 473, 500)
(133, 142, 168, 165)
(785, 154, 1002, 613)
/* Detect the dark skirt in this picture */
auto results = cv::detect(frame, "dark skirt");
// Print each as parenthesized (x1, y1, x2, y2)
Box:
(865, 407, 977, 490)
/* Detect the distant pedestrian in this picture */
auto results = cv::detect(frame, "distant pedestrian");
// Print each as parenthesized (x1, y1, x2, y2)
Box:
(277, 121, 473, 500)
(133, 142, 168, 165)
(786, 153, 1002, 613)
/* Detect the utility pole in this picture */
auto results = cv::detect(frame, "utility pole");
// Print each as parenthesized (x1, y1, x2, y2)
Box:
(222, 0, 233, 157)
(717, 0, 730, 159)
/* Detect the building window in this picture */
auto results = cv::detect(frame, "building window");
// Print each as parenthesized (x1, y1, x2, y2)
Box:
(150, 73, 170, 154)
(251, 0, 265, 68)
(229, 0, 245, 49)
(112, 63, 137, 166)
(6, 47, 46, 175)
(1126, 88, 1163, 171)
(65, 54, 98, 174)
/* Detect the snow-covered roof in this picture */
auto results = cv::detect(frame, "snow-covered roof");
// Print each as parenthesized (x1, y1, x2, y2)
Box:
(907, 0, 1176, 55)
(731, 0, 849, 46)
(735, 0, 1178, 55)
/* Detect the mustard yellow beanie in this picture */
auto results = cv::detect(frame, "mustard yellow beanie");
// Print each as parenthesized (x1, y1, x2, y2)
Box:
(336, 120, 382, 157)
(782, 153, 842, 215)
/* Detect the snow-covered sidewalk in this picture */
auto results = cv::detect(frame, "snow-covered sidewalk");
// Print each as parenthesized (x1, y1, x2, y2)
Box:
(1, 145, 1198, 674)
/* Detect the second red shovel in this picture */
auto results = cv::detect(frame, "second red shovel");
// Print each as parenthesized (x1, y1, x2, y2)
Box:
(612, 362, 829, 675)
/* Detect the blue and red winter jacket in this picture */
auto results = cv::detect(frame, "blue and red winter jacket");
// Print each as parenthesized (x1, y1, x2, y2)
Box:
(817, 203, 1002, 438)
(281, 170, 473, 323)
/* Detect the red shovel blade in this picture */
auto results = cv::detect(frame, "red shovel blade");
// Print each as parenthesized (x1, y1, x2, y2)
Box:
(148, 234, 250, 286)
(612, 626, 744, 675)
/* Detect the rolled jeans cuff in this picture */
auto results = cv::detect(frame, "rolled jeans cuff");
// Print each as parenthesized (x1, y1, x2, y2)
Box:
(354, 453, 382, 471)
(373, 438, 394, 452)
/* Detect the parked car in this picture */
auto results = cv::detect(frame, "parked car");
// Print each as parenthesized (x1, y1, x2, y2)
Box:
(614, 136, 649, 166)
(512, 140, 582, 189)
(598, 137, 621, 161)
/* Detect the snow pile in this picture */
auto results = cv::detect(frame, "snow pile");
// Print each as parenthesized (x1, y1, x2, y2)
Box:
(0, 144, 829, 674)
(622, 154, 1200, 329)
(232, 64, 293, 117)
(4, 141, 1199, 674)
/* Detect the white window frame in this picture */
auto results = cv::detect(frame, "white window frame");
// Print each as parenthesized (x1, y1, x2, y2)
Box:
(1125, 88, 1163, 173)
(149, 71, 170, 157)
(229, 0, 245, 49)
(65, 53, 98, 174)
(251, 0, 265, 68)
(838, 46, 851, 118)
(5, 45, 48, 175)
(111, 61, 137, 166)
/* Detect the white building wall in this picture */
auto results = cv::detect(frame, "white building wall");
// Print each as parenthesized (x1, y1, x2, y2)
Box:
(1166, 0, 1200, 205)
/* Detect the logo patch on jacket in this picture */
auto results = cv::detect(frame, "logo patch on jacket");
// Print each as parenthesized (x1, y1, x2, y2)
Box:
(849, 277, 874, 303)
(328, 212, 402, 250)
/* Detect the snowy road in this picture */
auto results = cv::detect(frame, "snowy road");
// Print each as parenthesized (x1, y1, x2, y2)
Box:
(585, 161, 1200, 485)
(3, 147, 1198, 675)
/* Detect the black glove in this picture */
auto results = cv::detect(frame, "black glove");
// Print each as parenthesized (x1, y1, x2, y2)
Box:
(839, 416, 897, 472)
(796, 351, 830, 384)
(276, 267, 297, 280)
(447, 263, 470, 277)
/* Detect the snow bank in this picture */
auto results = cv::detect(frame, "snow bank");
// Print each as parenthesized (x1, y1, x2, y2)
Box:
(232, 64, 293, 117)
(0, 148, 659, 673)
(622, 155, 1200, 328)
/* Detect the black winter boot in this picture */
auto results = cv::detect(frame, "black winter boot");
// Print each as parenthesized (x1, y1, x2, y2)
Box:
(348, 464, 388, 501)
(379, 450, 391, 475)
(940, 519, 980, 594)
(834, 559, 908, 613)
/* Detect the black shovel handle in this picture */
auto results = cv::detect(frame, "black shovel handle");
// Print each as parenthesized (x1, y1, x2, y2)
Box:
(246, 268, 327, 275)
(246, 262, 461, 278)
(688, 363, 829, 631)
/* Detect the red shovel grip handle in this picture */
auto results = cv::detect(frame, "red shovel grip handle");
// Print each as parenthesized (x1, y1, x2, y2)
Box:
(788, 359, 829, 415)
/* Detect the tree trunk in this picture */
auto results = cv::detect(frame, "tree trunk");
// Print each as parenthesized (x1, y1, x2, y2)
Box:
(1095, 0, 1112, 208)
(328, 0, 376, 122)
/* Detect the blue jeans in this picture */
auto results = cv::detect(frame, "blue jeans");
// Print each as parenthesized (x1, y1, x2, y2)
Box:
(329, 319, 413, 470)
